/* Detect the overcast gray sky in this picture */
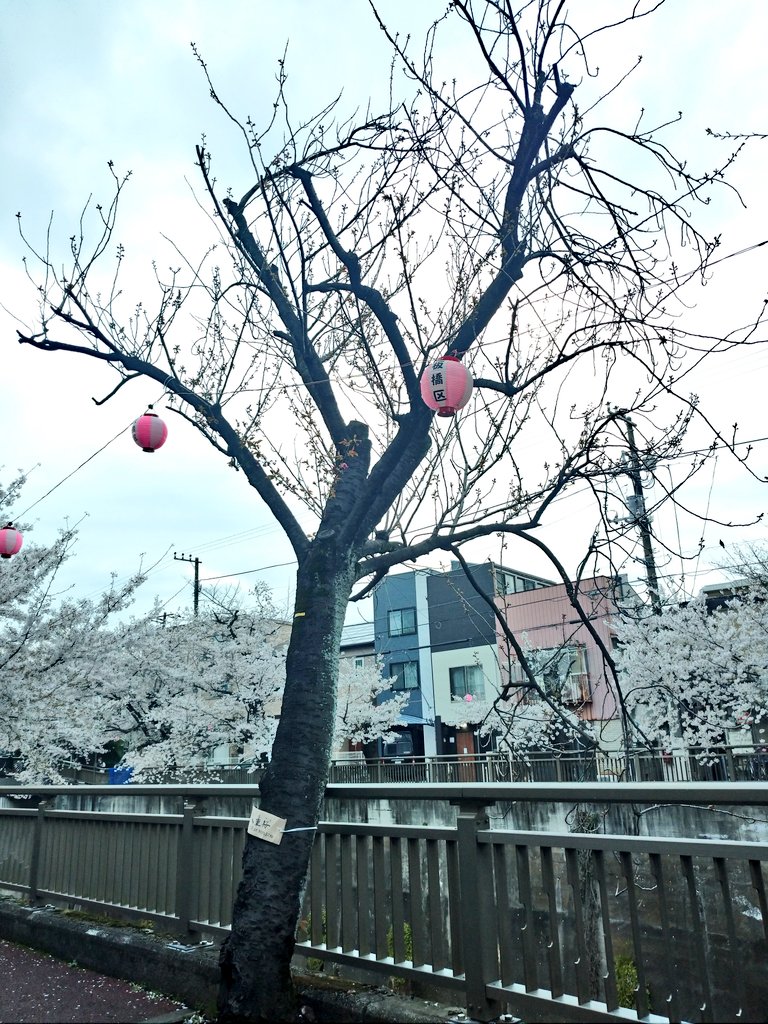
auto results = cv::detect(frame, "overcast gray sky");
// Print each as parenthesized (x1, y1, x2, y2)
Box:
(1, 0, 767, 621)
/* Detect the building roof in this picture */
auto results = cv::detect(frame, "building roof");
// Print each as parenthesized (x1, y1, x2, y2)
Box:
(699, 578, 751, 596)
(340, 621, 375, 648)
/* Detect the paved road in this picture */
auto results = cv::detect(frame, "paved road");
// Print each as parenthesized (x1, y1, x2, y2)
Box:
(0, 938, 194, 1023)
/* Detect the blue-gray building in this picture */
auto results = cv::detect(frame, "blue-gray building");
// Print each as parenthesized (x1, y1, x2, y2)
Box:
(372, 568, 436, 757)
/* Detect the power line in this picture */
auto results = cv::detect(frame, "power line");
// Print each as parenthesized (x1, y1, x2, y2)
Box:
(153, 582, 193, 615)
(199, 559, 297, 583)
(10, 380, 763, 614)
(16, 418, 134, 519)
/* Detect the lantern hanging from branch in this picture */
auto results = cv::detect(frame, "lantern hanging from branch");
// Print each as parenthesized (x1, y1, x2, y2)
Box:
(0, 523, 23, 559)
(132, 407, 168, 453)
(419, 356, 473, 417)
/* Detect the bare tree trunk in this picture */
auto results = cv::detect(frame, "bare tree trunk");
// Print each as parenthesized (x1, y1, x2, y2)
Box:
(218, 541, 356, 1023)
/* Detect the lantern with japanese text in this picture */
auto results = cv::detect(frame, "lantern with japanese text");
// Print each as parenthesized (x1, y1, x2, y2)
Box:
(0, 523, 23, 559)
(420, 356, 473, 417)
(132, 408, 168, 452)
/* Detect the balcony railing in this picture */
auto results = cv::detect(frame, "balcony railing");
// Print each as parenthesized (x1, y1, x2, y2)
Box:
(562, 670, 592, 704)
(0, 781, 766, 1022)
(514, 668, 592, 705)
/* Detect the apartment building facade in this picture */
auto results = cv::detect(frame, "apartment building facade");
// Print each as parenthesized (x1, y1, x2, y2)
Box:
(372, 561, 553, 756)
(497, 574, 631, 751)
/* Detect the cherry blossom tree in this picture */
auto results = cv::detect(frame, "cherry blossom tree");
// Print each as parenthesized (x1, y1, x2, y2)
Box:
(99, 603, 287, 780)
(12, 2, 767, 1019)
(334, 655, 407, 748)
(0, 475, 145, 784)
(615, 586, 768, 752)
(100, 606, 402, 779)
(1, 541, 399, 783)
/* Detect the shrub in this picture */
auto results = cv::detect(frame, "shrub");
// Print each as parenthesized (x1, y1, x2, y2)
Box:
(386, 922, 414, 992)
(615, 954, 651, 1010)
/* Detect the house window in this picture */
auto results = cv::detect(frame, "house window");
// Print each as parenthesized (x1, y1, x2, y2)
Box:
(388, 608, 416, 637)
(498, 571, 540, 595)
(449, 664, 486, 699)
(513, 646, 590, 703)
(354, 657, 365, 669)
(390, 661, 419, 690)
(499, 571, 517, 595)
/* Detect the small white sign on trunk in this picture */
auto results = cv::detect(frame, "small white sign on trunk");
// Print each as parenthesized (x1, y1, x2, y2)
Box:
(247, 805, 287, 845)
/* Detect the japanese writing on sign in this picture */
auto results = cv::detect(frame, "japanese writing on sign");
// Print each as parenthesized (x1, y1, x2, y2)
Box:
(247, 805, 287, 845)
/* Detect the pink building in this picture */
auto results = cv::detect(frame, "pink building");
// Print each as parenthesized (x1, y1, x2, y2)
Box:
(496, 575, 631, 749)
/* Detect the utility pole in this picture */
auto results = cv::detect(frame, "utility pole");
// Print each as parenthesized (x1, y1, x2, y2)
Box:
(174, 552, 201, 616)
(616, 414, 662, 615)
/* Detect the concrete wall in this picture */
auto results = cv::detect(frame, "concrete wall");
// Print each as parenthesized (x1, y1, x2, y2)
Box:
(325, 791, 768, 843)
(12, 788, 765, 844)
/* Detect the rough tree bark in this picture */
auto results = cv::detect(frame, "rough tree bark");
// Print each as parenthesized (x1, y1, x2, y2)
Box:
(218, 547, 358, 1021)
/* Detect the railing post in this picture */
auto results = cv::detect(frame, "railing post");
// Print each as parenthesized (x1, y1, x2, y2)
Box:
(454, 798, 499, 1022)
(29, 799, 48, 905)
(175, 800, 201, 940)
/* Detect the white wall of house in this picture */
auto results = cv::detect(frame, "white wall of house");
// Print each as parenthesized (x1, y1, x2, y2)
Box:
(592, 717, 624, 753)
(414, 572, 437, 756)
(432, 645, 501, 722)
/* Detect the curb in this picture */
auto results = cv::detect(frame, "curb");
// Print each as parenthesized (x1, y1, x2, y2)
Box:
(0, 898, 455, 1023)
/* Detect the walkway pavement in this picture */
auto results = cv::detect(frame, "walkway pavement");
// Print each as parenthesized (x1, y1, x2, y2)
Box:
(0, 938, 196, 1023)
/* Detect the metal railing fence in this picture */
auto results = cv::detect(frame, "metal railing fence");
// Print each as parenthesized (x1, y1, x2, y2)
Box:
(0, 782, 766, 1023)
(325, 745, 768, 784)
(14, 743, 765, 788)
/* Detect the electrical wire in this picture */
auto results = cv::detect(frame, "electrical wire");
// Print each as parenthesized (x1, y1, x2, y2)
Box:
(689, 455, 719, 595)
(199, 559, 297, 583)
(8, 340, 768, 533)
(16, 418, 135, 520)
(13, 387, 170, 521)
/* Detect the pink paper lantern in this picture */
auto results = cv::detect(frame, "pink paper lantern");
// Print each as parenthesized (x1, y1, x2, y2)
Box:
(132, 409, 168, 452)
(420, 356, 473, 417)
(0, 523, 23, 559)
